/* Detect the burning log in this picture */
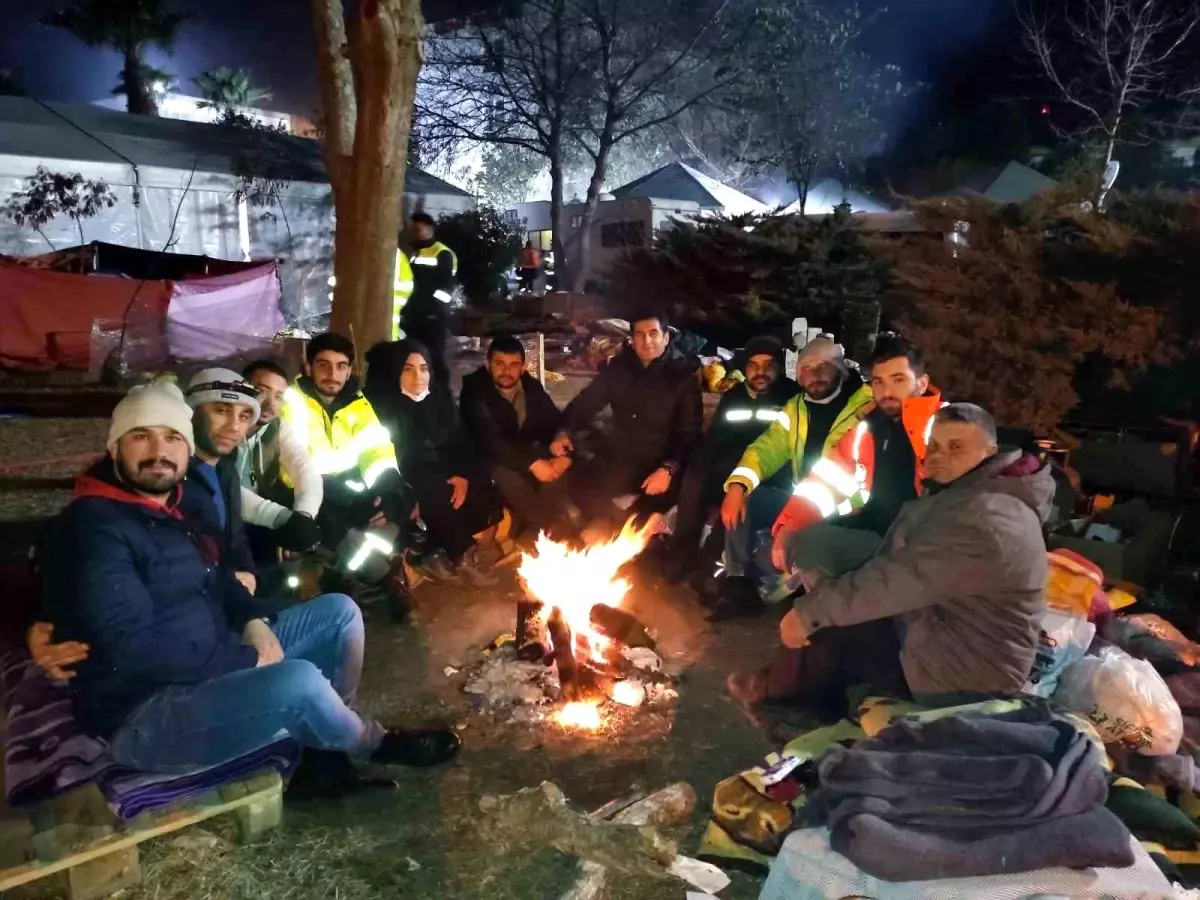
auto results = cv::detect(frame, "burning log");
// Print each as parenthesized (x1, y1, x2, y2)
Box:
(547, 607, 583, 701)
(515, 597, 548, 663)
(589, 603, 656, 650)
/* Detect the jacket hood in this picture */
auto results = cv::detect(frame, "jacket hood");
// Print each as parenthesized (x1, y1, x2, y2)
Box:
(936, 448, 1056, 522)
(73, 456, 184, 518)
(295, 374, 362, 415)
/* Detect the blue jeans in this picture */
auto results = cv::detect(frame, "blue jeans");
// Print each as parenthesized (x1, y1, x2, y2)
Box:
(108, 593, 385, 773)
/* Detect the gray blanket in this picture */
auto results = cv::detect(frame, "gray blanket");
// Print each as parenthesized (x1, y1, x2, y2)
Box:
(801, 706, 1134, 881)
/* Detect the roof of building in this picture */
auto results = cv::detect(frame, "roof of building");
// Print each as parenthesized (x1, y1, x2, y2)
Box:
(946, 160, 1058, 203)
(781, 178, 891, 215)
(0, 95, 471, 196)
(611, 161, 767, 215)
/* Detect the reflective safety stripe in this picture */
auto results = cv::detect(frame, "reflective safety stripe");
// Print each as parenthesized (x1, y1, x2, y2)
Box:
(411, 256, 439, 266)
(729, 466, 761, 490)
(347, 532, 394, 571)
(725, 409, 753, 422)
(793, 481, 837, 518)
(394, 280, 414, 291)
(811, 456, 861, 498)
(924, 401, 950, 445)
(362, 457, 399, 489)
(776, 411, 791, 430)
(852, 420, 870, 463)
(755, 408, 787, 426)
(392, 314, 401, 323)
(433, 289, 453, 303)
(836, 499, 854, 516)
(345, 479, 366, 492)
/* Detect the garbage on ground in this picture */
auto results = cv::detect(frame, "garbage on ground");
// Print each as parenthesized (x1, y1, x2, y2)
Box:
(610, 678, 646, 708)
(1053, 643, 1183, 756)
(1044, 549, 1106, 620)
(621, 646, 662, 673)
(1103, 614, 1200, 674)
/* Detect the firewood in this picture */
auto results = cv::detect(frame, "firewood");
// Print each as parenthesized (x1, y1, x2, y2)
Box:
(589, 604, 656, 650)
(557, 783, 698, 900)
(547, 608, 582, 700)
(478, 782, 677, 880)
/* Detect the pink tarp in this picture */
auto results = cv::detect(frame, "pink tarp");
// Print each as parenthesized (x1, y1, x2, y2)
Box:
(166, 263, 284, 362)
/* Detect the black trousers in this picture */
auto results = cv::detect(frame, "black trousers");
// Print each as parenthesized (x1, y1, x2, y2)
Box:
(412, 466, 500, 560)
(763, 617, 910, 723)
(569, 456, 682, 528)
(672, 445, 743, 552)
(491, 464, 574, 538)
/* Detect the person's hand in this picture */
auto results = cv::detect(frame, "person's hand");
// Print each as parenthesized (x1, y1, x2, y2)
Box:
(26, 622, 89, 682)
(795, 567, 827, 593)
(641, 467, 672, 496)
(771, 527, 795, 572)
(529, 459, 557, 483)
(410, 501, 421, 522)
(550, 432, 573, 457)
(243, 619, 284, 667)
(720, 485, 747, 530)
(550, 456, 572, 478)
(235, 571, 257, 595)
(370, 496, 387, 527)
(448, 476, 469, 509)
(780, 608, 812, 649)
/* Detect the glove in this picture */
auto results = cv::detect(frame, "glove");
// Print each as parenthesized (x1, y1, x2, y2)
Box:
(276, 513, 322, 552)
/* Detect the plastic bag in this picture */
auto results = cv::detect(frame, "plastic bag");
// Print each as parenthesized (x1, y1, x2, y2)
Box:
(1044, 549, 1105, 619)
(1022, 609, 1096, 698)
(1053, 644, 1183, 756)
(1103, 614, 1200, 674)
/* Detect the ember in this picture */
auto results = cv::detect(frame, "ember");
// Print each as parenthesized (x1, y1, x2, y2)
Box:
(555, 700, 603, 730)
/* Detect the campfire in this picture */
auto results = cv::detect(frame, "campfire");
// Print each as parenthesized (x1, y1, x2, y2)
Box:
(463, 518, 678, 730)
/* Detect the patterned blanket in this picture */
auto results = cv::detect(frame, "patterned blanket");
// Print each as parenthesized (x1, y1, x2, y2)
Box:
(2, 640, 299, 820)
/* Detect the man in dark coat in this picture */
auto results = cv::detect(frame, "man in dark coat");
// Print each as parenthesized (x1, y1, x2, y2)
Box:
(553, 308, 703, 536)
(38, 382, 461, 781)
(460, 334, 574, 541)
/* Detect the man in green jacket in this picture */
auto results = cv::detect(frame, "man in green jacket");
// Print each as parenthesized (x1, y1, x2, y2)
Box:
(714, 337, 873, 617)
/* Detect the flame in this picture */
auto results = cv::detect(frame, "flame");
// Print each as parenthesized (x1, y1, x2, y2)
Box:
(555, 700, 603, 730)
(518, 517, 657, 663)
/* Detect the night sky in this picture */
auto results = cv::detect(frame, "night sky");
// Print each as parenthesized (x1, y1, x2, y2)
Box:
(0, 0, 1014, 115)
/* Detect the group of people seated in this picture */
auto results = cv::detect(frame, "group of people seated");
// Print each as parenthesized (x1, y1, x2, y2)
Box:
(23, 307, 1055, 800)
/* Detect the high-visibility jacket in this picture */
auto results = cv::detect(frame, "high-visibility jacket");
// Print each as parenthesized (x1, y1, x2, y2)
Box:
(773, 387, 944, 535)
(724, 383, 874, 495)
(397, 241, 458, 339)
(280, 378, 399, 493)
(391, 250, 414, 340)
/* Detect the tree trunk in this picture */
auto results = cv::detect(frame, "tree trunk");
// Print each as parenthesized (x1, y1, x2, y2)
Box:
(570, 136, 614, 294)
(122, 51, 156, 117)
(1094, 125, 1119, 211)
(549, 143, 566, 293)
(312, 0, 425, 352)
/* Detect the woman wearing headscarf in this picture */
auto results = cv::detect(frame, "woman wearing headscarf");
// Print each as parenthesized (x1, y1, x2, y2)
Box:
(365, 339, 500, 586)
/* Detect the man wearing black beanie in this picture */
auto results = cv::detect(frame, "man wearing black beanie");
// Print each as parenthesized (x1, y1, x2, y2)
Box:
(664, 335, 799, 585)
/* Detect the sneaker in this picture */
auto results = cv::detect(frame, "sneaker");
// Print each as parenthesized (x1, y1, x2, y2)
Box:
(455, 547, 498, 587)
(371, 727, 462, 767)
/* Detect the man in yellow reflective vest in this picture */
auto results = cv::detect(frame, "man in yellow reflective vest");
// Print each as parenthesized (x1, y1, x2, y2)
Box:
(397, 212, 458, 385)
(391, 250, 413, 340)
(713, 336, 873, 616)
(282, 332, 411, 617)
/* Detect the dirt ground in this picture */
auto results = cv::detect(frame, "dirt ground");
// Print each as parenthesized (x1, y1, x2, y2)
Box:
(0, 414, 782, 900)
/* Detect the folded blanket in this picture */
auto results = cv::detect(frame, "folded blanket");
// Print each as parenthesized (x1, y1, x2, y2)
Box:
(802, 706, 1134, 880)
(761, 827, 1169, 900)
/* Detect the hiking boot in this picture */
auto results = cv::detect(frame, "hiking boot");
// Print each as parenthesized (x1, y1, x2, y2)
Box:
(286, 748, 399, 801)
(455, 547, 498, 587)
(372, 727, 462, 767)
(706, 575, 763, 621)
(417, 551, 461, 583)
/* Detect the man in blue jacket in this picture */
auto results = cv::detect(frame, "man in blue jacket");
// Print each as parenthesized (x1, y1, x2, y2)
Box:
(40, 381, 460, 779)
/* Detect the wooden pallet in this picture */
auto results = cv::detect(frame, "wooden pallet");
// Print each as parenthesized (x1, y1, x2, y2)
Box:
(0, 769, 283, 899)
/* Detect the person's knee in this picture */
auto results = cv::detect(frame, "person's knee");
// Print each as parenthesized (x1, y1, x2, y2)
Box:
(307, 592, 363, 638)
(263, 659, 328, 701)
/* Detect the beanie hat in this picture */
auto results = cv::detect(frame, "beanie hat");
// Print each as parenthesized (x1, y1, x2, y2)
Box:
(184, 368, 261, 422)
(742, 335, 785, 367)
(796, 335, 845, 369)
(107, 381, 196, 455)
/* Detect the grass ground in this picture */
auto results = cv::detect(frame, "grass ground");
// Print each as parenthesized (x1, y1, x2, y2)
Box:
(1, 417, 781, 900)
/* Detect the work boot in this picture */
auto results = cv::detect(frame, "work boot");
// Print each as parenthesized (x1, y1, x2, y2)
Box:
(372, 727, 462, 767)
(417, 551, 460, 583)
(384, 557, 415, 622)
(286, 748, 399, 801)
(706, 575, 763, 621)
(455, 546, 498, 587)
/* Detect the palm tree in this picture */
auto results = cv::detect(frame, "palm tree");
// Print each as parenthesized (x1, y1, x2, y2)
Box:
(194, 67, 273, 114)
(43, 0, 190, 116)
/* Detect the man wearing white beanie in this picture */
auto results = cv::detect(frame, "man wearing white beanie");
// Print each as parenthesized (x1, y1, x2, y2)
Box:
(34, 380, 462, 787)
